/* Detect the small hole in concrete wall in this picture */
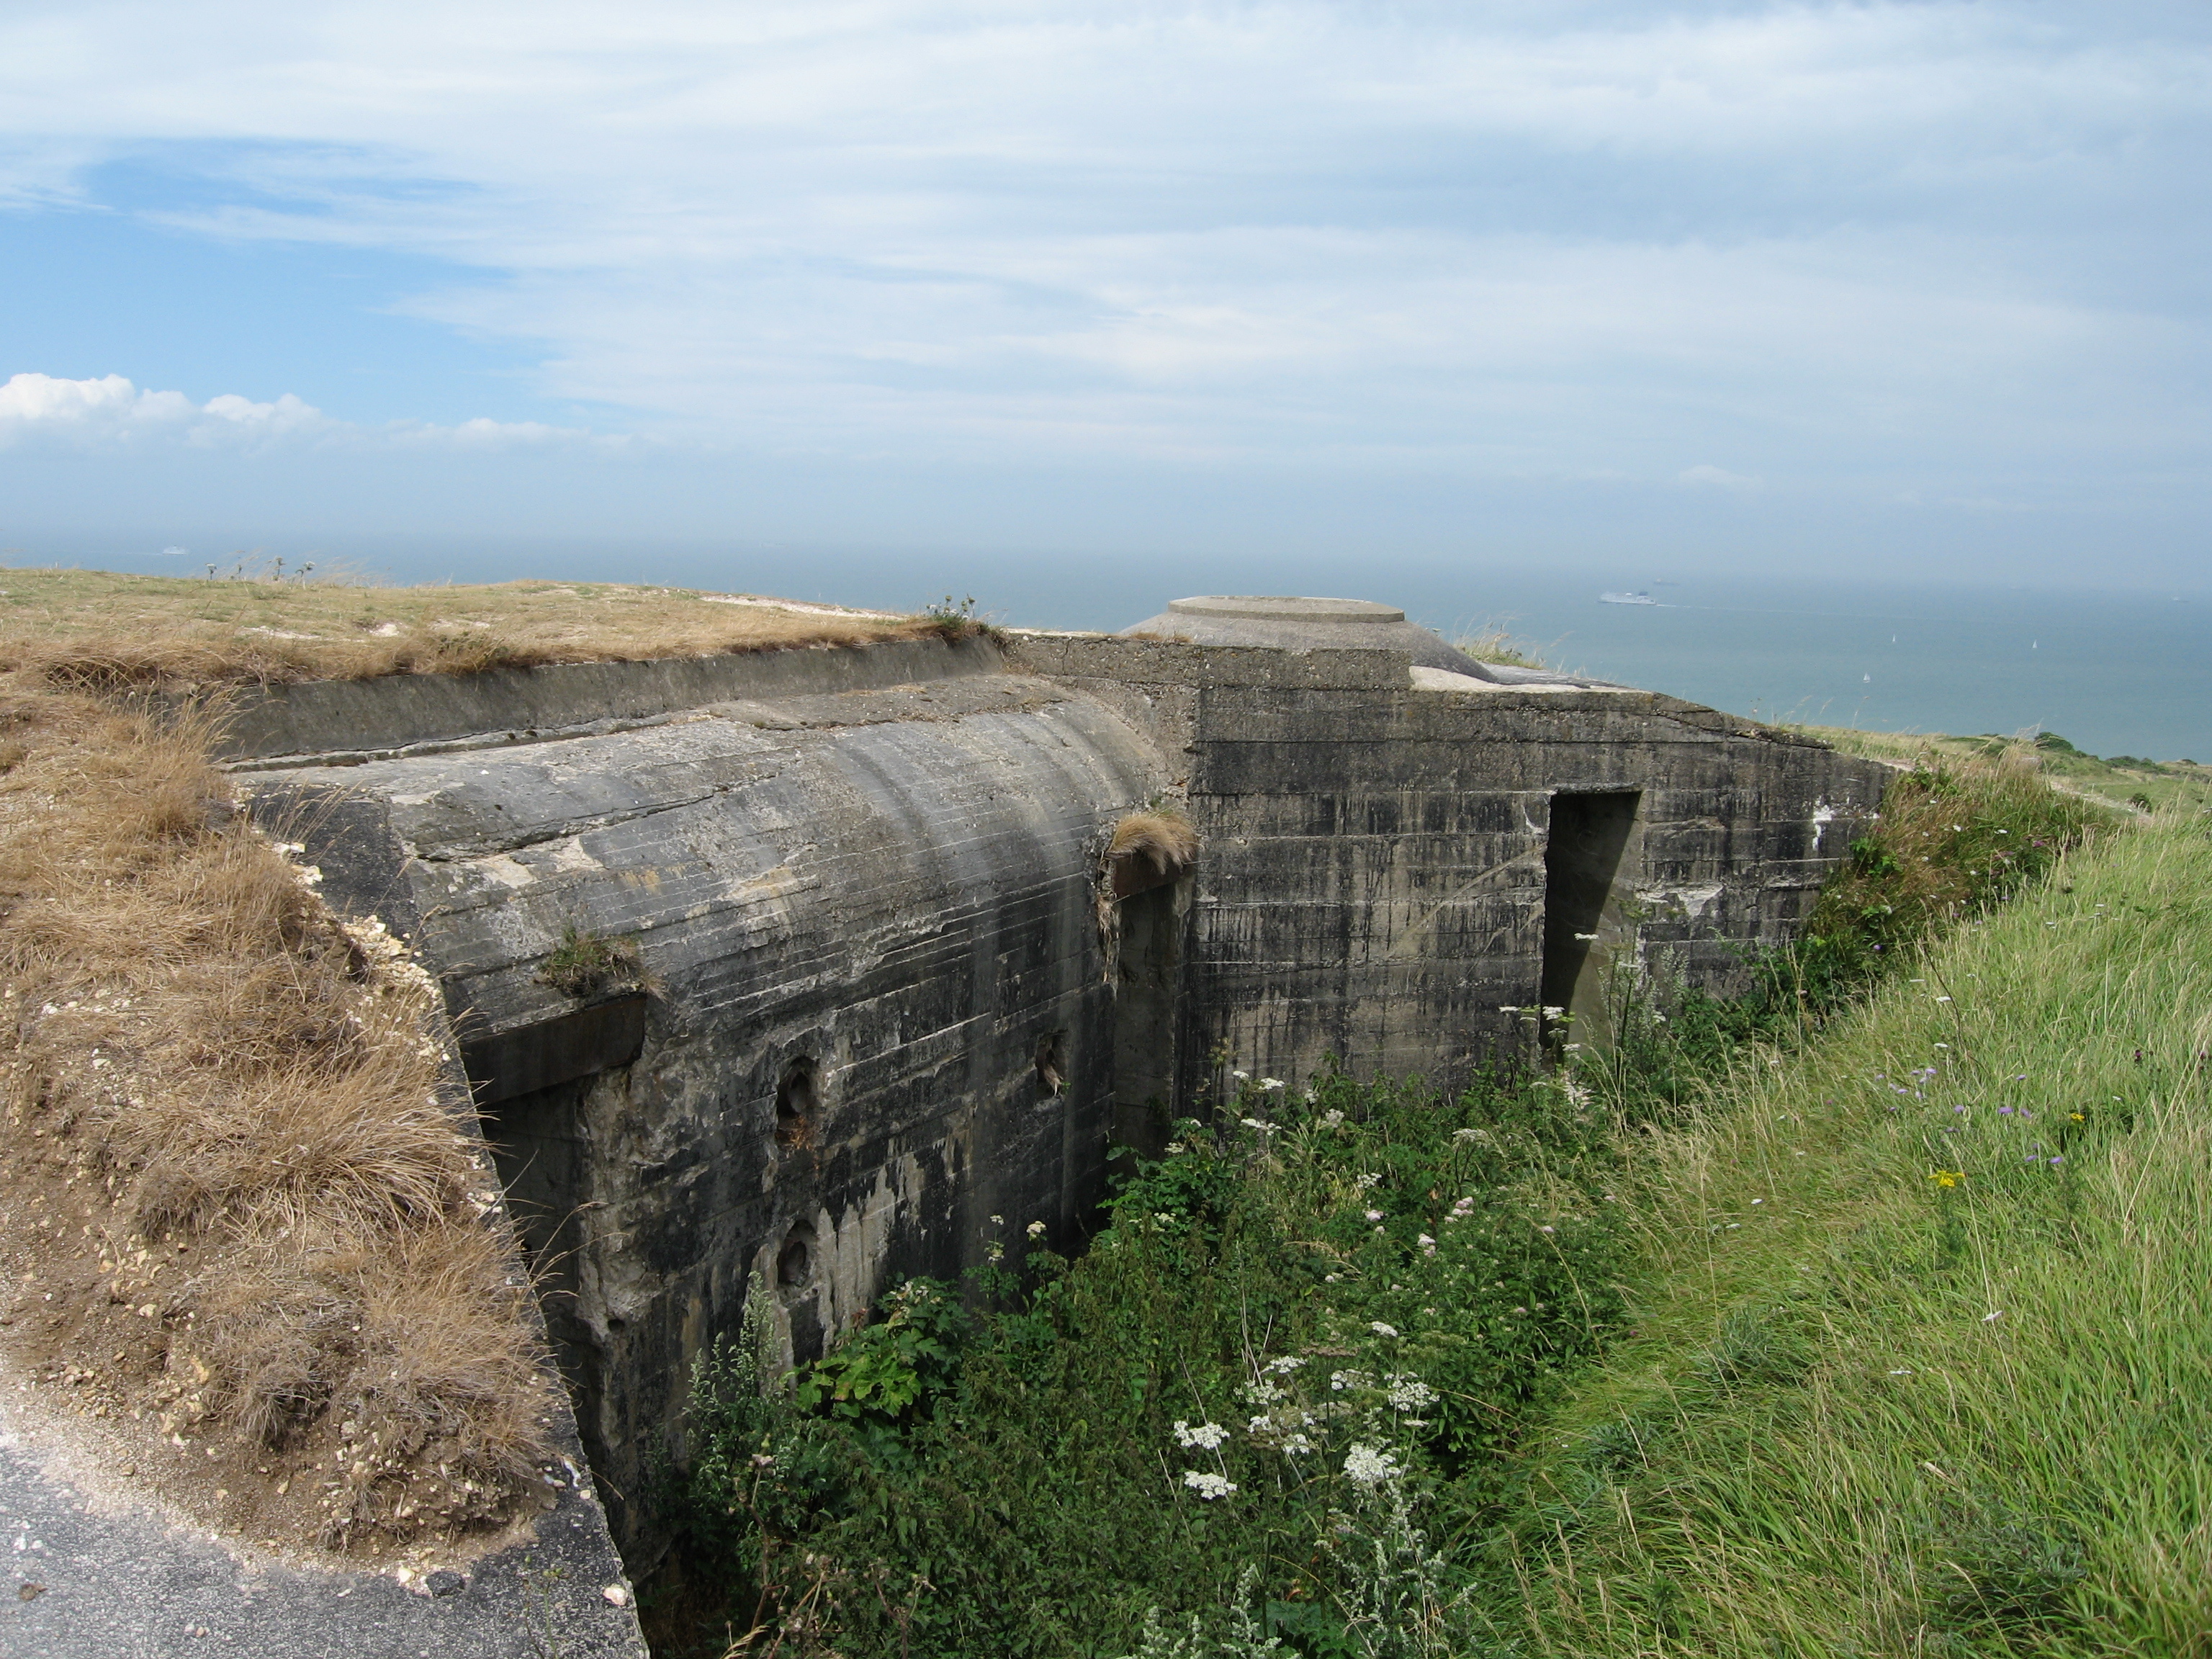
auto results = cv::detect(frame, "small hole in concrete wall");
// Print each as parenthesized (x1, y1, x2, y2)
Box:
(776, 1231, 813, 1292)
(775, 1056, 818, 1149)
(1034, 1030, 1067, 1098)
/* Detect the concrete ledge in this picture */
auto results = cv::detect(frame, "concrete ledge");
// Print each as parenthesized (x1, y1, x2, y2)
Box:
(199, 634, 1002, 764)
(1007, 631, 1413, 691)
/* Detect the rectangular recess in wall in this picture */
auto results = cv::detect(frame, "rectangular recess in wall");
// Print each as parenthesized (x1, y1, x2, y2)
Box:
(461, 994, 648, 1107)
(1540, 791, 1641, 1041)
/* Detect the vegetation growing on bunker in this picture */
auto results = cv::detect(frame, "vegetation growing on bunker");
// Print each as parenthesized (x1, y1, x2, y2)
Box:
(536, 921, 650, 999)
(1109, 806, 1202, 881)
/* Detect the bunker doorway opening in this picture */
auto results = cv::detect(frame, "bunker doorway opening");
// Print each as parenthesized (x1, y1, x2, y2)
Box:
(1540, 790, 1641, 1056)
(775, 1056, 819, 1151)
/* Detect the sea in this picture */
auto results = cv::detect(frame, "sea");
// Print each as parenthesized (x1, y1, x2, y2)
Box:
(23, 536, 2212, 763)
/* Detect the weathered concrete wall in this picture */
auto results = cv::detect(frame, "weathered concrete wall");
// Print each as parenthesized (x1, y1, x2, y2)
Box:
(233, 625, 1888, 1568)
(1010, 634, 1891, 1115)
(249, 655, 1167, 1542)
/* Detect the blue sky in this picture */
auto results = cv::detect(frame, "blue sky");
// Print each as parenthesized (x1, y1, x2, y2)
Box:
(3, 1, 2210, 598)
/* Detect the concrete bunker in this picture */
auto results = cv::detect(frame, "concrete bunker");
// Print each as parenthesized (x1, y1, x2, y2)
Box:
(235, 595, 1891, 1563)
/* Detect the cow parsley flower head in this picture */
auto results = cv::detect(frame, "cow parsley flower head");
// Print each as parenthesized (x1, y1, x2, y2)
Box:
(1183, 1470, 1237, 1500)
(1343, 1443, 1402, 1485)
(1172, 1420, 1230, 1451)
(1264, 1355, 1305, 1375)
(1241, 1378, 1286, 1407)
(1369, 1321, 1399, 1339)
(1385, 1373, 1438, 1411)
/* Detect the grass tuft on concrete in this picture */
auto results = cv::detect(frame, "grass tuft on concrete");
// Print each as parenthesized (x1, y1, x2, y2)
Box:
(1108, 808, 1201, 878)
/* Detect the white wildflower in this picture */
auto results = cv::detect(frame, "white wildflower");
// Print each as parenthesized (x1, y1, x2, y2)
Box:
(1319, 1110, 1345, 1128)
(1385, 1374, 1438, 1411)
(1232, 1069, 1250, 1082)
(1026, 1220, 1046, 1239)
(1369, 1321, 1399, 1339)
(1183, 1470, 1237, 1500)
(1241, 1379, 1285, 1407)
(1364, 1209, 1385, 1223)
(1329, 1369, 1374, 1393)
(1172, 1420, 1230, 1451)
(1280, 1434, 1314, 1455)
(1241, 1117, 1272, 1132)
(1153, 1212, 1175, 1226)
(1264, 1355, 1305, 1375)
(1343, 1444, 1401, 1485)
(1259, 1077, 1285, 1091)
(1451, 1128, 1481, 1144)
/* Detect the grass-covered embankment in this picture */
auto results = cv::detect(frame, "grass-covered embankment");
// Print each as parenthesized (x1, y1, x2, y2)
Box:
(1512, 808, 2212, 1654)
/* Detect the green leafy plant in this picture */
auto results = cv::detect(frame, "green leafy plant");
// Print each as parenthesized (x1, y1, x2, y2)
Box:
(795, 1276, 968, 1433)
(533, 921, 645, 998)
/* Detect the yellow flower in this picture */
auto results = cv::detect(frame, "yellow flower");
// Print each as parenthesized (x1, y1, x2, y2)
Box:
(2069, 1112, 2085, 1123)
(1929, 1169, 1961, 1190)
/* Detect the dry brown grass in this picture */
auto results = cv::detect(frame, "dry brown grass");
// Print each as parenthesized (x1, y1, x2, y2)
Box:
(0, 691, 556, 1555)
(1108, 809, 1201, 878)
(0, 566, 947, 691)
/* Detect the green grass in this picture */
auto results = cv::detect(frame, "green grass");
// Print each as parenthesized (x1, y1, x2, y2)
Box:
(1508, 809, 2212, 1655)
(1802, 724, 2212, 818)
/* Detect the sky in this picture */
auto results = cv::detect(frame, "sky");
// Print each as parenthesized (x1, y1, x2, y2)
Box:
(2, 1, 2209, 603)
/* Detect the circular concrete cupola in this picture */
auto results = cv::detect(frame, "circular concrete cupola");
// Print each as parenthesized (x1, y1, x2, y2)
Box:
(1118, 595, 1503, 681)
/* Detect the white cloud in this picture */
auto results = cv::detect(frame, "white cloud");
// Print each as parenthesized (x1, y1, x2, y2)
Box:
(0, 371, 595, 451)
(0, 372, 324, 446)
(200, 390, 322, 431)
(0, 4, 2206, 495)
(0, 372, 194, 427)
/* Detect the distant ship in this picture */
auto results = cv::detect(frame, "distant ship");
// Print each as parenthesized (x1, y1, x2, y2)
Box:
(1599, 590, 1658, 606)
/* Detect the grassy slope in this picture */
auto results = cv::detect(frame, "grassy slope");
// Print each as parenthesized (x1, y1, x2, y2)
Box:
(1511, 811, 2212, 1655)
(0, 565, 936, 688)
(1804, 724, 2212, 817)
